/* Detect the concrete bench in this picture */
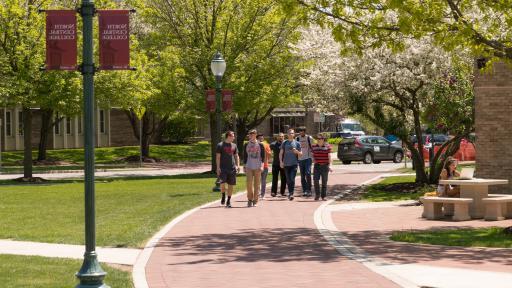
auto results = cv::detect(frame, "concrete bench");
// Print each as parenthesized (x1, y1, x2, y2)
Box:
(420, 197, 473, 221)
(482, 195, 512, 221)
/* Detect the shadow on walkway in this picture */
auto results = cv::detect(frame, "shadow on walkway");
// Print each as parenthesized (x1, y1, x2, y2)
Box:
(156, 227, 341, 265)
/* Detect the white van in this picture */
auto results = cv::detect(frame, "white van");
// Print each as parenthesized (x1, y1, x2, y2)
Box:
(337, 118, 365, 137)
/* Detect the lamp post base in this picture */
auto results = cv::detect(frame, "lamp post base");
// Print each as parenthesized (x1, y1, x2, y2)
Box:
(76, 252, 110, 288)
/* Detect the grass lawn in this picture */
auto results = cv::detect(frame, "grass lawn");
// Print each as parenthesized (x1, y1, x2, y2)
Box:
(0, 255, 132, 288)
(0, 174, 246, 248)
(362, 175, 435, 202)
(1, 142, 211, 167)
(391, 227, 512, 248)
(395, 162, 475, 174)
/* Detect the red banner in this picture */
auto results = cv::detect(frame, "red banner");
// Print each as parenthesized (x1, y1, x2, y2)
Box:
(206, 89, 216, 112)
(45, 10, 77, 70)
(98, 10, 130, 70)
(222, 89, 233, 112)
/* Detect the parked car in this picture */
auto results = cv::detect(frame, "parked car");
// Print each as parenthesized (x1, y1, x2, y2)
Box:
(337, 136, 404, 164)
(411, 134, 449, 148)
(330, 132, 354, 139)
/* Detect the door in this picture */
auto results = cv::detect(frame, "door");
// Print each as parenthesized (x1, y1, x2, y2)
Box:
(375, 137, 391, 159)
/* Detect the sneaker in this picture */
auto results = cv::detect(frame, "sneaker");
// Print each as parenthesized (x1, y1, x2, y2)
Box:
(253, 202, 258, 207)
(247, 200, 252, 207)
(271, 192, 276, 197)
(221, 193, 226, 205)
(226, 202, 232, 208)
(314, 196, 320, 201)
(321, 197, 326, 201)
(289, 196, 294, 201)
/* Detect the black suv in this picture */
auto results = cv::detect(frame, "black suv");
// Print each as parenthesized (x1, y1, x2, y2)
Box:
(337, 136, 404, 164)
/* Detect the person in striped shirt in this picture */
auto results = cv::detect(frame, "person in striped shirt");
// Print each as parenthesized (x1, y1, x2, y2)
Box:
(311, 133, 333, 200)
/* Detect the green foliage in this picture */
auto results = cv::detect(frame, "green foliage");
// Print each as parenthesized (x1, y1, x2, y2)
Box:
(163, 115, 199, 144)
(391, 227, 512, 248)
(0, 175, 247, 247)
(0, 255, 133, 288)
(327, 137, 342, 145)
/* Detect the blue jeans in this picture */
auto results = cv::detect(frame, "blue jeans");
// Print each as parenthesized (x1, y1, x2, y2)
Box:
(284, 165, 298, 196)
(298, 158, 312, 193)
(260, 167, 269, 197)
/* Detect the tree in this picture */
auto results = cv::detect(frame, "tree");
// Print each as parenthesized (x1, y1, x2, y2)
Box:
(0, 0, 48, 179)
(145, 0, 302, 170)
(295, 29, 474, 184)
(289, 0, 512, 64)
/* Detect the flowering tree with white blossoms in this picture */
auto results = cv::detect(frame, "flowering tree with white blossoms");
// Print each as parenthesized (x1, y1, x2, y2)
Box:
(295, 28, 474, 184)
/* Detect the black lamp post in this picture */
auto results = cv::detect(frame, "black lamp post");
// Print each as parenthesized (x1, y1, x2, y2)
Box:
(211, 52, 226, 192)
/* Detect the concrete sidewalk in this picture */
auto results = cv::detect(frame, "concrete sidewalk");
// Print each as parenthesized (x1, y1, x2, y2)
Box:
(0, 239, 140, 265)
(0, 166, 211, 180)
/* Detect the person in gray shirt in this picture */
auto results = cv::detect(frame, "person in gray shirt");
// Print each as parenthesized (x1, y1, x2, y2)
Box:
(279, 128, 302, 200)
(296, 127, 314, 197)
(243, 129, 266, 207)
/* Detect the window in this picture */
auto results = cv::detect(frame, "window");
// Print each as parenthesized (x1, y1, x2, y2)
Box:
(55, 113, 61, 135)
(5, 111, 12, 136)
(99, 110, 105, 133)
(77, 115, 82, 134)
(18, 111, 23, 135)
(66, 117, 72, 135)
(377, 138, 389, 145)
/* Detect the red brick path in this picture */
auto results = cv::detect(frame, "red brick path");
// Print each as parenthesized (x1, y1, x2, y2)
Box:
(145, 171, 400, 288)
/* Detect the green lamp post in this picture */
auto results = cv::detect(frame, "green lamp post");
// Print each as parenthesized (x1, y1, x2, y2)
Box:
(211, 52, 226, 192)
(75, 0, 109, 287)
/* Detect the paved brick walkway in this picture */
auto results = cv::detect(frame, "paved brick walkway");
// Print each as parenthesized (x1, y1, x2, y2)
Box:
(331, 205, 512, 273)
(145, 171, 400, 288)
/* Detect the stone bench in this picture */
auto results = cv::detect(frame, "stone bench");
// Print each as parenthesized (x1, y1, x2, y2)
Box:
(420, 197, 473, 221)
(482, 195, 512, 221)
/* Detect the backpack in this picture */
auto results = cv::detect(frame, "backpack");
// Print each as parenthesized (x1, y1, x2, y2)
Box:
(296, 135, 313, 150)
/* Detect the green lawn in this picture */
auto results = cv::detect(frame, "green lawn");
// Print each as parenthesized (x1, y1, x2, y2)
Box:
(362, 175, 435, 202)
(0, 174, 246, 247)
(391, 227, 512, 248)
(1, 142, 211, 167)
(0, 255, 132, 288)
(395, 162, 475, 174)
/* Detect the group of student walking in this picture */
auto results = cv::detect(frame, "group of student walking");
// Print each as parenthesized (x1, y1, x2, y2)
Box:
(215, 127, 333, 208)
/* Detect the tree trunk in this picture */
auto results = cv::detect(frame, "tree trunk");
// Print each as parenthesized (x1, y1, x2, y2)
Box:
(37, 108, 54, 161)
(23, 106, 33, 179)
(125, 109, 169, 159)
(406, 141, 429, 184)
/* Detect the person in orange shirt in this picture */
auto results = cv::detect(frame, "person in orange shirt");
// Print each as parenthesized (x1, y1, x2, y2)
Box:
(258, 133, 272, 199)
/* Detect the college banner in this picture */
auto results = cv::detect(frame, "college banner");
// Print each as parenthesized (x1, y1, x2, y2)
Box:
(222, 89, 233, 112)
(98, 10, 130, 70)
(206, 89, 216, 112)
(45, 10, 77, 70)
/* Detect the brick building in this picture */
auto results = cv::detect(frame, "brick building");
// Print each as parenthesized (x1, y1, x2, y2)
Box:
(474, 62, 512, 193)
(0, 107, 138, 152)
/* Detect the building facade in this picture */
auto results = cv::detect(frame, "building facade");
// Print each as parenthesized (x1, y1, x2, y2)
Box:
(0, 107, 138, 152)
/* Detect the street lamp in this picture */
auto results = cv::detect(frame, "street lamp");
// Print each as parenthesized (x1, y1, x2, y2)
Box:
(211, 51, 226, 192)
(75, 1, 109, 287)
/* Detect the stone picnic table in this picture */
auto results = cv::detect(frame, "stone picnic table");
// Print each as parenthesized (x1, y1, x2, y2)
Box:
(439, 178, 509, 219)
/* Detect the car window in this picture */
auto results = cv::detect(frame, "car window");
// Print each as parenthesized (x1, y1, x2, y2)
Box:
(377, 138, 389, 145)
(360, 138, 369, 144)
(369, 138, 379, 144)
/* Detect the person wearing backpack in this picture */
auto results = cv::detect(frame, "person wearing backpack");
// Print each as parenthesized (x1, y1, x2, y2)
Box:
(296, 127, 314, 197)
(243, 129, 266, 207)
(280, 128, 302, 200)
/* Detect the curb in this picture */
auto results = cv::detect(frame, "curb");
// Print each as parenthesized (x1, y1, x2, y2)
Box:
(313, 175, 419, 288)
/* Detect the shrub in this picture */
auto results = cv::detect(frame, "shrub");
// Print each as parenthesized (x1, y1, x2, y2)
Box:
(163, 116, 198, 143)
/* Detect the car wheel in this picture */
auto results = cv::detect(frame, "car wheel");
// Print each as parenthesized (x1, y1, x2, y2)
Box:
(342, 160, 351, 165)
(363, 152, 373, 164)
(372, 160, 381, 164)
(393, 151, 404, 163)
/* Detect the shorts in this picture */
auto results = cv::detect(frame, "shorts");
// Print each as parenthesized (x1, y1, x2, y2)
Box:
(219, 170, 237, 186)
